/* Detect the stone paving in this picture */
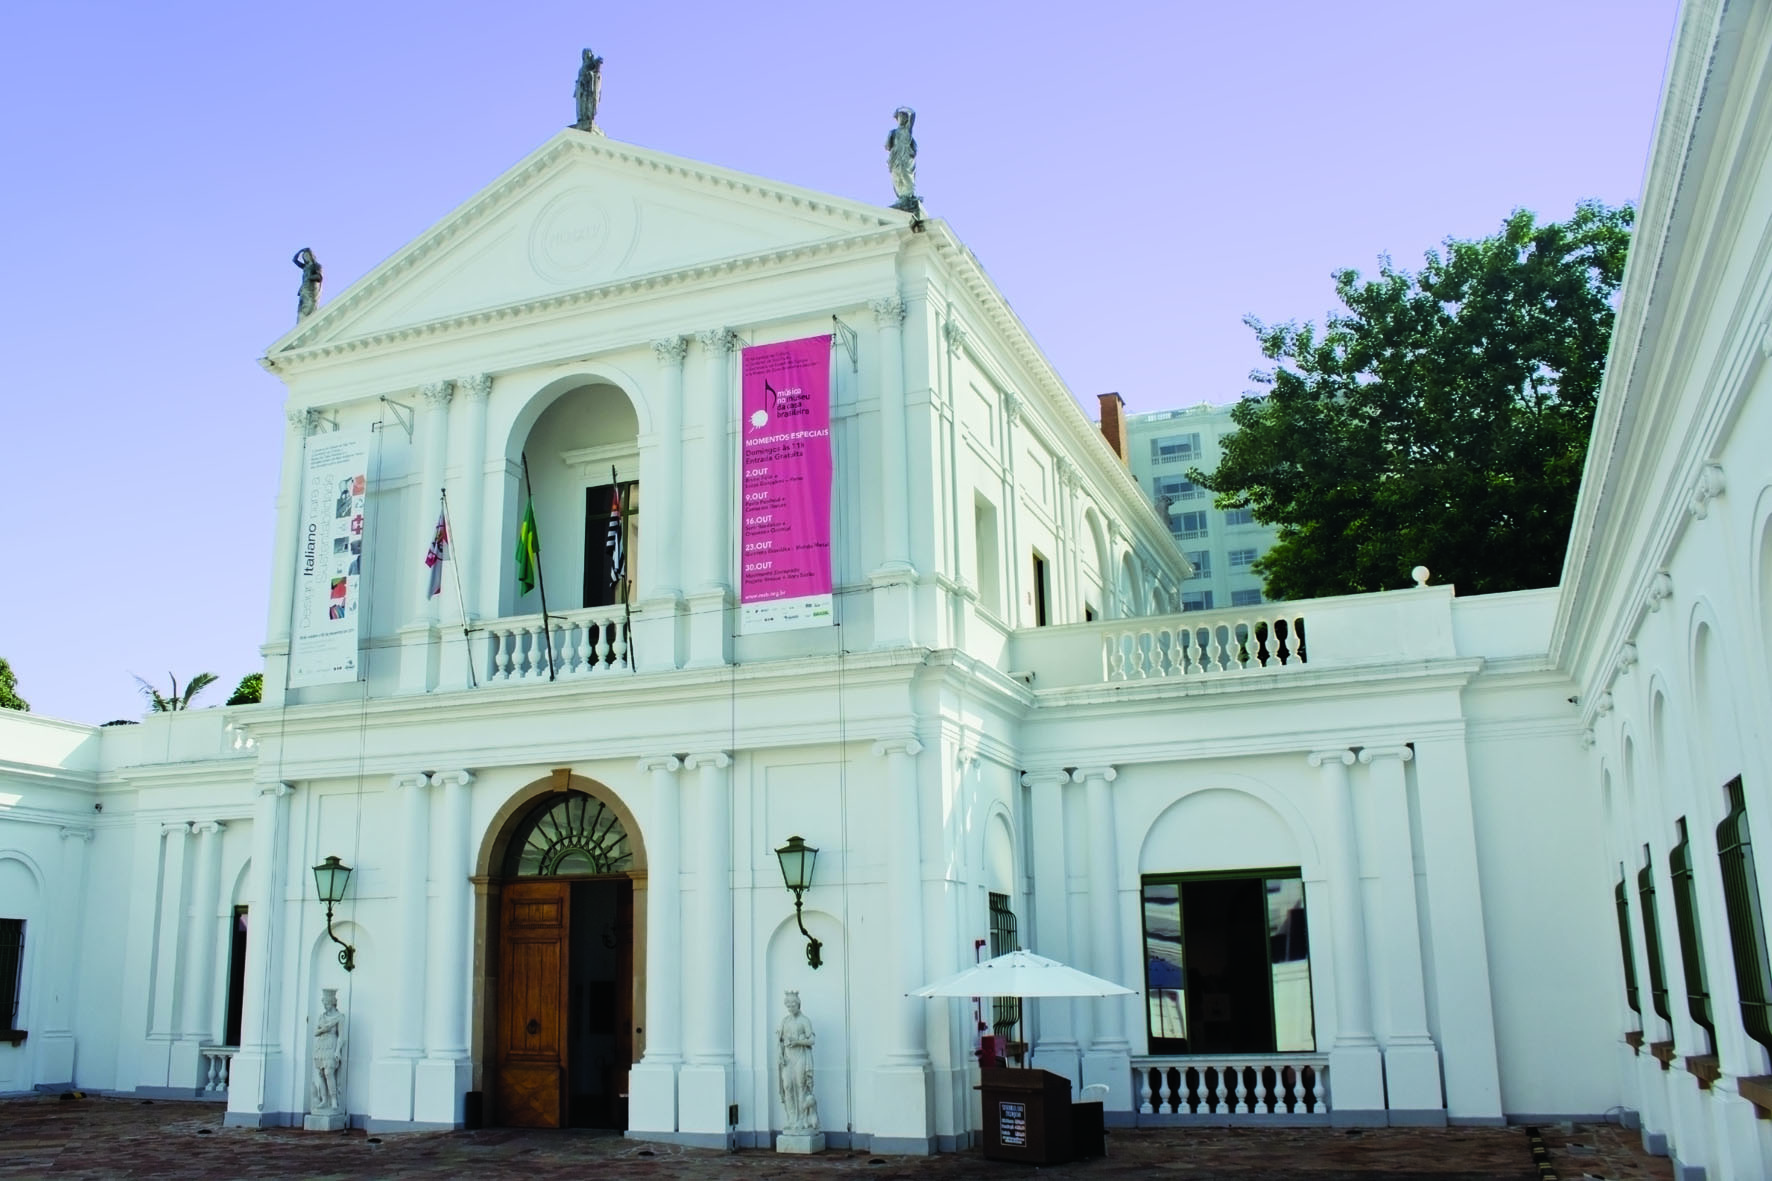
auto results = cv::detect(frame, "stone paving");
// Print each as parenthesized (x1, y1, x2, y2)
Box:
(0, 1095, 1674, 1180)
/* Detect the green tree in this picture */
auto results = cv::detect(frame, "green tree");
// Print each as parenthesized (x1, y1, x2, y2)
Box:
(1196, 201, 1633, 600)
(226, 672, 263, 706)
(134, 671, 219, 713)
(0, 657, 28, 712)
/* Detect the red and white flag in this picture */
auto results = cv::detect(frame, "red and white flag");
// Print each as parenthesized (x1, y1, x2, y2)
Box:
(424, 508, 448, 597)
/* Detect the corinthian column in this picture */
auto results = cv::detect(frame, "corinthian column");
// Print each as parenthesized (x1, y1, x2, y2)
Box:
(633, 340, 687, 672)
(439, 374, 491, 690)
(872, 736, 934, 1152)
(685, 331, 737, 668)
(414, 768, 474, 1125)
(1309, 748, 1385, 1122)
(678, 751, 734, 1143)
(1358, 745, 1444, 1120)
(870, 296, 916, 648)
(630, 755, 684, 1135)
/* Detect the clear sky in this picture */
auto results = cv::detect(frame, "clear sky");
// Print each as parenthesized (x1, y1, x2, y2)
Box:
(0, 1, 1676, 724)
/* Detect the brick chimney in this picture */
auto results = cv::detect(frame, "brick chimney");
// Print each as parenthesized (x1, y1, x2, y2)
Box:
(1097, 392, 1128, 464)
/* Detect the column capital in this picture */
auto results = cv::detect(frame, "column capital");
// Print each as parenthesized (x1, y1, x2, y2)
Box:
(1358, 745, 1414, 766)
(872, 737, 924, 759)
(455, 373, 492, 401)
(942, 318, 968, 352)
(59, 826, 94, 842)
(869, 295, 906, 325)
(638, 754, 683, 774)
(162, 821, 192, 837)
(286, 407, 316, 434)
(652, 336, 689, 365)
(1003, 389, 1025, 426)
(257, 780, 294, 799)
(419, 380, 454, 407)
(695, 328, 739, 353)
(432, 769, 476, 790)
(1308, 748, 1356, 768)
(1020, 768, 1071, 789)
(1070, 766, 1117, 784)
(684, 751, 731, 770)
(191, 820, 226, 837)
(392, 771, 433, 791)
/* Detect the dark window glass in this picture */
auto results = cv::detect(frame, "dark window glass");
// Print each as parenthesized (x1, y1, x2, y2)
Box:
(1715, 776, 1772, 1051)
(1031, 553, 1049, 627)
(0, 919, 21, 1031)
(505, 791, 633, 877)
(1615, 876, 1640, 1014)
(988, 893, 1021, 1039)
(1669, 818, 1714, 1036)
(582, 481, 638, 608)
(1637, 849, 1671, 1023)
(224, 907, 249, 1047)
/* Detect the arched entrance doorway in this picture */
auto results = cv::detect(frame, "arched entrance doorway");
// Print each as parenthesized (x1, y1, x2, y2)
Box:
(490, 788, 637, 1129)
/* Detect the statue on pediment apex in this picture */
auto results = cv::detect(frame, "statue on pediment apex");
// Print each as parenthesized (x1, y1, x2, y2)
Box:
(886, 107, 919, 213)
(292, 248, 323, 322)
(574, 49, 604, 133)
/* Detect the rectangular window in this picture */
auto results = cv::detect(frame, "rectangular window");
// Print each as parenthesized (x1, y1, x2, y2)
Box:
(989, 893, 1021, 1040)
(1149, 433, 1201, 465)
(1140, 871, 1315, 1054)
(1183, 550, 1211, 579)
(1637, 849, 1671, 1023)
(224, 906, 249, 1047)
(0, 919, 22, 1033)
(974, 495, 1002, 617)
(1031, 551, 1050, 627)
(1224, 506, 1255, 527)
(1715, 776, 1772, 1051)
(1614, 875, 1640, 1014)
(582, 481, 639, 608)
(1229, 548, 1257, 569)
(1669, 818, 1714, 1037)
(1181, 591, 1214, 613)
(1153, 475, 1204, 502)
(1171, 511, 1209, 540)
(1231, 589, 1264, 607)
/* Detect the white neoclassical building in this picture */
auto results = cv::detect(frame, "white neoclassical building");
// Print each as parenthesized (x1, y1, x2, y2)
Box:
(4, 4, 1772, 1175)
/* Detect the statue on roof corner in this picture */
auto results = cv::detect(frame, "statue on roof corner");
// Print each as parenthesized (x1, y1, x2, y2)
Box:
(886, 106, 920, 214)
(574, 49, 604, 133)
(292, 248, 323, 322)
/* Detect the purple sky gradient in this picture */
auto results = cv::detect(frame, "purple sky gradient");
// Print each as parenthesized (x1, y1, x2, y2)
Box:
(0, 1, 1675, 724)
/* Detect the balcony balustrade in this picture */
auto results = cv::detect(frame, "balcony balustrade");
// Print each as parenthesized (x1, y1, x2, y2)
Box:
(1132, 1053, 1329, 1122)
(484, 607, 631, 682)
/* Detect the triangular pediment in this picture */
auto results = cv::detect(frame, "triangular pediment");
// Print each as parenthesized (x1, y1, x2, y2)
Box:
(270, 131, 902, 355)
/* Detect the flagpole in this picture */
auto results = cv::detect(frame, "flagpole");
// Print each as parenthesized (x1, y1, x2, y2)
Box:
(438, 489, 477, 688)
(520, 452, 557, 681)
(612, 464, 636, 675)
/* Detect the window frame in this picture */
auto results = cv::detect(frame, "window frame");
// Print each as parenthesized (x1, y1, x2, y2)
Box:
(0, 918, 23, 1039)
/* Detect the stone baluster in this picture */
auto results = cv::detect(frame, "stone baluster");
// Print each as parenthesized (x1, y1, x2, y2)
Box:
(630, 755, 684, 1134)
(1024, 769, 1080, 1086)
(1309, 748, 1385, 1119)
(1358, 745, 1444, 1117)
(225, 781, 292, 1127)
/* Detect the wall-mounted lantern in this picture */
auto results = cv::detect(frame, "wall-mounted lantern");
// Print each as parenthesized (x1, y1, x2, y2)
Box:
(774, 835, 822, 969)
(312, 855, 356, 972)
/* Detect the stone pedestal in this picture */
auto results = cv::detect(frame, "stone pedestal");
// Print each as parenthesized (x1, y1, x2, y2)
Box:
(1327, 1043, 1386, 1124)
(303, 1111, 348, 1132)
(777, 1130, 826, 1154)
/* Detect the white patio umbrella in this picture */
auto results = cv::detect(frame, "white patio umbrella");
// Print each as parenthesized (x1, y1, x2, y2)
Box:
(912, 949, 1135, 999)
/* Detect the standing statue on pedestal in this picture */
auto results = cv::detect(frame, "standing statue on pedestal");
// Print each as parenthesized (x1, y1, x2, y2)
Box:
(775, 990, 822, 1151)
(885, 107, 920, 213)
(573, 49, 604, 132)
(305, 988, 347, 1129)
(292, 248, 323, 322)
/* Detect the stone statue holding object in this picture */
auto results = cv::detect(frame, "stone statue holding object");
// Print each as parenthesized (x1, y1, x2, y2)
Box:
(292, 248, 323, 322)
(574, 49, 604, 132)
(886, 107, 920, 213)
(304, 987, 347, 1131)
(775, 990, 824, 1152)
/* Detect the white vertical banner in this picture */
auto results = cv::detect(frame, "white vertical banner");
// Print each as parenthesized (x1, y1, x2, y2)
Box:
(288, 429, 373, 687)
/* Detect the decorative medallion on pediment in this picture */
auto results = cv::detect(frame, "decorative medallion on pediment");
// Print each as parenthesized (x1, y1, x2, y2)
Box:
(527, 186, 635, 286)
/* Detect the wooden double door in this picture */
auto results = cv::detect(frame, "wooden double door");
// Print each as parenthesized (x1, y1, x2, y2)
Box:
(494, 877, 634, 1128)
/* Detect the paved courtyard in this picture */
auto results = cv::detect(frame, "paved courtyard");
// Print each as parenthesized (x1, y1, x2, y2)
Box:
(0, 1096, 1671, 1180)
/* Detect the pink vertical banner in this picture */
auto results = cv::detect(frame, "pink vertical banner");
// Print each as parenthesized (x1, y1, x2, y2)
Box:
(739, 335, 833, 632)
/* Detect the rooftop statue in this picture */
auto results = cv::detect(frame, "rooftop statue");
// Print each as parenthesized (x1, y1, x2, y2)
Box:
(886, 107, 919, 213)
(574, 49, 604, 133)
(292, 248, 323, 322)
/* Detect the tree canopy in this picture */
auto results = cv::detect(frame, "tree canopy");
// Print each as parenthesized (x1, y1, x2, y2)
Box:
(0, 657, 27, 712)
(226, 672, 263, 706)
(1195, 201, 1633, 600)
(135, 671, 219, 713)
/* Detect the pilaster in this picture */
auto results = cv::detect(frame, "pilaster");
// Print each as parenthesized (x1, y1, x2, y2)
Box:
(414, 769, 474, 1126)
(871, 735, 934, 1153)
(227, 782, 293, 1127)
(35, 826, 93, 1087)
(399, 380, 454, 694)
(870, 296, 916, 648)
(264, 409, 314, 706)
(679, 750, 735, 1145)
(1074, 767, 1132, 1111)
(1022, 769, 1079, 1086)
(438, 374, 492, 690)
(372, 772, 432, 1124)
(630, 754, 685, 1136)
(1309, 748, 1386, 1122)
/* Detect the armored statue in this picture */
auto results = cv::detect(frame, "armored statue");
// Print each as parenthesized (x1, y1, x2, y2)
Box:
(886, 107, 919, 213)
(776, 990, 820, 1134)
(292, 248, 323, 321)
(310, 988, 345, 1113)
(574, 49, 604, 132)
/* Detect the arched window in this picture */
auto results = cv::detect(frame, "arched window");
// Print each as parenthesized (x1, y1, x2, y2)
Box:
(503, 791, 633, 877)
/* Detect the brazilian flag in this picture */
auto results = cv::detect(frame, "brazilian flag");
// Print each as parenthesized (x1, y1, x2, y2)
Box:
(515, 497, 540, 595)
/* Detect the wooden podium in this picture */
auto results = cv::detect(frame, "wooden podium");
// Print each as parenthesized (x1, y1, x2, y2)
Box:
(978, 1067, 1076, 1164)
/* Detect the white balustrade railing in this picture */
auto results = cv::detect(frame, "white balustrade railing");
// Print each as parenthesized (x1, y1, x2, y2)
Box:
(198, 1045, 236, 1098)
(485, 608, 630, 683)
(1105, 610, 1307, 681)
(1133, 1054, 1328, 1117)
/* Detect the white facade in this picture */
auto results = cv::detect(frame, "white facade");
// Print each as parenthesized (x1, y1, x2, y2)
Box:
(3, 5, 1772, 1173)
(1125, 403, 1282, 611)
